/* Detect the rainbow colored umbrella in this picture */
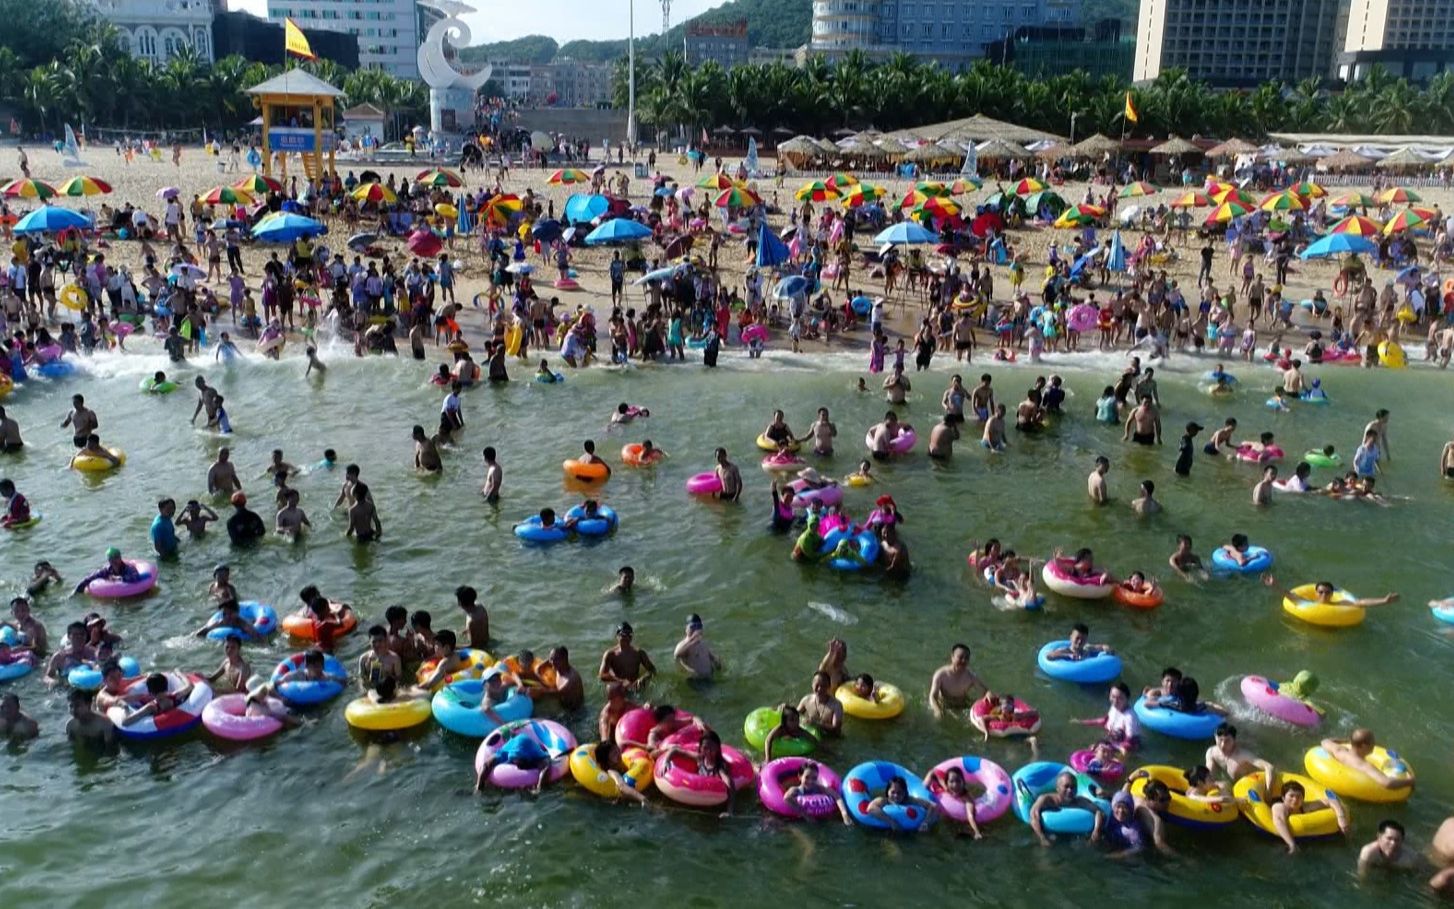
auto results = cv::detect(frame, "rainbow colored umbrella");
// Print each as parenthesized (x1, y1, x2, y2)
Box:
(715, 186, 762, 209)
(482, 194, 523, 226)
(1118, 181, 1159, 198)
(1169, 191, 1211, 209)
(1286, 180, 1326, 199)
(234, 174, 282, 194)
(546, 168, 591, 186)
(351, 182, 397, 204)
(910, 197, 961, 222)
(824, 172, 859, 193)
(1382, 209, 1428, 235)
(1408, 206, 1438, 222)
(1052, 209, 1097, 228)
(1203, 179, 1236, 197)
(914, 180, 952, 197)
(898, 189, 936, 210)
(56, 176, 112, 197)
(1329, 215, 1382, 236)
(2, 179, 57, 200)
(1378, 187, 1422, 205)
(1013, 177, 1046, 195)
(1331, 191, 1376, 208)
(839, 183, 886, 208)
(694, 173, 734, 190)
(1205, 201, 1251, 224)
(199, 185, 254, 205)
(794, 180, 839, 202)
(1259, 190, 1304, 212)
(949, 176, 983, 194)
(1212, 187, 1257, 207)
(416, 169, 464, 188)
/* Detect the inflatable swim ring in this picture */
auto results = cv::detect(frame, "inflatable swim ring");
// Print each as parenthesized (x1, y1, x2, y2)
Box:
(105, 672, 212, 741)
(415, 648, 493, 690)
(1304, 449, 1341, 468)
(68, 656, 141, 691)
(140, 377, 177, 394)
(761, 451, 807, 473)
(280, 607, 357, 641)
(685, 472, 723, 496)
(205, 601, 278, 640)
(514, 515, 569, 544)
(345, 695, 432, 732)
(1378, 341, 1406, 368)
(614, 706, 696, 748)
(564, 504, 618, 537)
(0, 652, 36, 683)
(431, 678, 532, 737)
(756, 434, 800, 453)
(843, 760, 937, 831)
(1133, 695, 1222, 740)
(1113, 583, 1163, 610)
(1235, 444, 1285, 464)
(1036, 641, 1123, 684)
(1041, 557, 1112, 599)
(759, 756, 842, 819)
(1304, 745, 1412, 803)
(653, 727, 754, 807)
(1128, 765, 1237, 829)
(743, 707, 820, 756)
(59, 284, 88, 311)
(269, 652, 347, 706)
(970, 695, 1042, 738)
(816, 527, 881, 571)
(562, 458, 609, 482)
(1240, 675, 1320, 727)
(836, 682, 905, 720)
(1011, 761, 1109, 836)
(1210, 545, 1273, 574)
(84, 560, 157, 599)
(570, 742, 655, 798)
(202, 693, 285, 742)
(864, 428, 918, 455)
(1282, 584, 1363, 628)
(789, 481, 843, 510)
(1234, 772, 1344, 839)
(72, 449, 126, 473)
(1069, 748, 1125, 782)
(620, 443, 663, 467)
(925, 755, 1013, 825)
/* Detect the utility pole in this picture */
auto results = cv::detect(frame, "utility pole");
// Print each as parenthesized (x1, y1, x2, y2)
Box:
(627, 0, 636, 150)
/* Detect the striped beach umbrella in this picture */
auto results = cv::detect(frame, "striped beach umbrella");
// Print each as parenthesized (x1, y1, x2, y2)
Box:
(199, 185, 254, 205)
(2, 178, 58, 200)
(914, 180, 952, 197)
(1013, 177, 1046, 195)
(1382, 209, 1428, 235)
(1329, 215, 1382, 236)
(949, 176, 983, 194)
(1331, 191, 1376, 208)
(839, 183, 886, 208)
(1285, 180, 1326, 199)
(824, 172, 859, 193)
(1212, 187, 1257, 207)
(1377, 187, 1421, 205)
(234, 174, 282, 194)
(715, 186, 762, 208)
(695, 173, 736, 190)
(546, 168, 591, 186)
(482, 193, 523, 226)
(351, 182, 397, 204)
(910, 196, 961, 221)
(1259, 190, 1304, 212)
(1206, 201, 1251, 224)
(417, 169, 464, 188)
(56, 176, 112, 197)
(794, 180, 839, 202)
(1118, 181, 1159, 198)
(1169, 191, 1211, 208)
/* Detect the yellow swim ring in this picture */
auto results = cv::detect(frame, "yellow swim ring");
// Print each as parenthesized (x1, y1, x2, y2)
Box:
(1127, 765, 1238, 829)
(569, 743, 655, 798)
(1234, 771, 1345, 840)
(0, 374, 11, 399)
(843, 474, 873, 487)
(1304, 745, 1413, 803)
(72, 449, 125, 473)
(344, 696, 432, 731)
(1282, 584, 1364, 628)
(1378, 341, 1406, 368)
(415, 648, 494, 691)
(835, 681, 905, 720)
(59, 284, 88, 312)
(756, 433, 800, 453)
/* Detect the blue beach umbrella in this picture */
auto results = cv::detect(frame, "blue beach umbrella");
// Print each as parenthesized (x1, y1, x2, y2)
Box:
(564, 193, 609, 223)
(756, 221, 791, 268)
(872, 221, 939, 246)
(14, 205, 92, 235)
(531, 219, 564, 243)
(456, 199, 474, 236)
(634, 262, 689, 285)
(1107, 230, 1127, 273)
(1300, 233, 1375, 260)
(773, 275, 810, 298)
(585, 218, 652, 245)
(252, 212, 326, 243)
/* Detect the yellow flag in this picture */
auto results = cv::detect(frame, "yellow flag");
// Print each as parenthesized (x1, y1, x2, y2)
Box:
(285, 18, 317, 61)
(1124, 91, 1139, 124)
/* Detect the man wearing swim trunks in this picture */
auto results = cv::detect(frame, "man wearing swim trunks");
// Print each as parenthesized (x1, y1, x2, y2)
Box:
(1122, 395, 1161, 445)
(714, 448, 742, 501)
(598, 622, 655, 692)
(346, 483, 381, 542)
(60, 394, 98, 449)
(968, 374, 994, 422)
(481, 447, 502, 503)
(941, 375, 967, 424)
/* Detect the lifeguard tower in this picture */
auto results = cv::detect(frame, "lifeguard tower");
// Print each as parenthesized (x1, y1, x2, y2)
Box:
(245, 68, 342, 182)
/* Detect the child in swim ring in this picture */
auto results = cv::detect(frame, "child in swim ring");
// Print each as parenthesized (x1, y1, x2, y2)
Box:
(1119, 571, 1156, 597)
(846, 460, 874, 485)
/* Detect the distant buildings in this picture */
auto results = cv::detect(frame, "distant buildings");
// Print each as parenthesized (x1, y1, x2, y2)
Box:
(264, 0, 424, 78)
(685, 20, 751, 69)
(807, 0, 1080, 71)
(88, 0, 216, 64)
(983, 20, 1134, 80)
(212, 11, 359, 68)
(486, 60, 613, 108)
(1337, 0, 1454, 81)
(1135, 0, 1452, 85)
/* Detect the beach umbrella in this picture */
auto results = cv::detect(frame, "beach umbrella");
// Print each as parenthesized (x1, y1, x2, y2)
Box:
(199, 185, 254, 206)
(434, 202, 459, 219)
(1108, 230, 1128, 273)
(1013, 177, 1046, 195)
(794, 180, 839, 202)
(251, 212, 325, 243)
(872, 222, 938, 245)
(531, 219, 563, 243)
(633, 262, 688, 285)
(546, 168, 591, 186)
(55, 176, 111, 197)
(1212, 187, 1256, 207)
(2, 178, 57, 200)
(1396, 264, 1422, 286)
(1023, 190, 1067, 216)
(695, 173, 736, 190)
(154, 186, 181, 200)
(949, 176, 983, 194)
(773, 275, 810, 298)
(482, 194, 523, 226)
(14, 206, 92, 234)
(346, 232, 377, 252)
(825, 172, 859, 193)
(1409, 206, 1439, 223)
(351, 182, 397, 204)
(1053, 208, 1099, 228)
(1118, 181, 1159, 198)
(910, 197, 961, 222)
(416, 169, 464, 188)
(456, 204, 474, 236)
(1259, 190, 1304, 212)
(1286, 180, 1326, 199)
(584, 218, 652, 245)
(1383, 209, 1428, 235)
(505, 262, 535, 275)
(170, 263, 206, 280)
(755, 221, 791, 268)
(563, 193, 609, 223)
(407, 231, 443, 258)
(914, 180, 952, 197)
(1206, 201, 1251, 224)
(840, 183, 886, 208)
(1300, 233, 1376, 259)
(1331, 191, 1377, 208)
(234, 175, 282, 194)
(714, 186, 761, 208)
(1169, 191, 1211, 208)
(1329, 215, 1382, 236)
(1203, 179, 1236, 196)
(1378, 187, 1421, 205)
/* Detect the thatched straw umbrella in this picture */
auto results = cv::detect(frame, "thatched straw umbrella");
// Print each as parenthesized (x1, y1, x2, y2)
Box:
(1375, 147, 1430, 173)
(1204, 137, 1258, 159)
(1318, 148, 1374, 172)
(1071, 134, 1121, 158)
(1149, 136, 1202, 156)
(975, 138, 1031, 161)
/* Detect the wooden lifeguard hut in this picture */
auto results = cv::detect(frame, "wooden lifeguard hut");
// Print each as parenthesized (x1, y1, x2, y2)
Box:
(245, 68, 343, 182)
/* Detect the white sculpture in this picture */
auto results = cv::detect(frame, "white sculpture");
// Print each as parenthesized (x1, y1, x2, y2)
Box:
(416, 0, 493, 136)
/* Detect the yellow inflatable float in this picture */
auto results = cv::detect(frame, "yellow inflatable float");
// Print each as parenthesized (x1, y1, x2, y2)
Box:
(835, 681, 905, 720)
(569, 743, 654, 798)
(1304, 744, 1413, 803)
(72, 449, 125, 473)
(1282, 584, 1364, 628)
(1234, 771, 1346, 840)
(1378, 340, 1406, 368)
(1127, 765, 1239, 829)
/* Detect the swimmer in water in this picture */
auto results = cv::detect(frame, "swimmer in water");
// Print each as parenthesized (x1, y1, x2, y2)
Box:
(1168, 534, 1208, 581)
(714, 447, 742, 501)
(928, 643, 986, 719)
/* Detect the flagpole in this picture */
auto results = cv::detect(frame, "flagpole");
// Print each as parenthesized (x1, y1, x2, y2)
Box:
(627, 0, 637, 154)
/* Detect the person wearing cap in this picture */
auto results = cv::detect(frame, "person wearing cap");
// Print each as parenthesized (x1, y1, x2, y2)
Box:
(84, 614, 123, 654)
(1103, 791, 1153, 858)
(225, 492, 265, 545)
(73, 548, 141, 595)
(207, 447, 241, 497)
(598, 622, 656, 692)
(866, 495, 903, 529)
(672, 614, 721, 680)
(1175, 422, 1202, 477)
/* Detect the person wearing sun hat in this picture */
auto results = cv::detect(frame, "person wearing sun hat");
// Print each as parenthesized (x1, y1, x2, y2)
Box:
(225, 491, 265, 546)
(866, 494, 904, 529)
